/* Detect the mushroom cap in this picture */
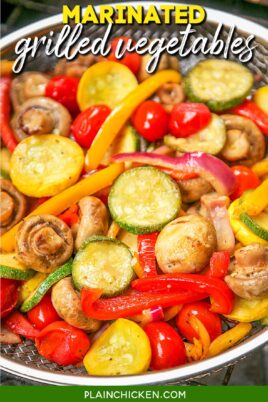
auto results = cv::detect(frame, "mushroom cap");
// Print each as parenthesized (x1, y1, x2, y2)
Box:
(11, 72, 50, 111)
(220, 114, 265, 166)
(12, 96, 72, 141)
(15, 214, 73, 272)
(155, 214, 217, 274)
(0, 178, 27, 235)
(51, 277, 100, 332)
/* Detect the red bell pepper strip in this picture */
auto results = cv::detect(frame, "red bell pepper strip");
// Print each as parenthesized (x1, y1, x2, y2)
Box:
(206, 251, 230, 279)
(137, 232, 159, 277)
(4, 311, 40, 340)
(0, 278, 19, 318)
(132, 274, 234, 315)
(0, 77, 18, 152)
(58, 204, 79, 226)
(81, 288, 207, 321)
(231, 100, 268, 136)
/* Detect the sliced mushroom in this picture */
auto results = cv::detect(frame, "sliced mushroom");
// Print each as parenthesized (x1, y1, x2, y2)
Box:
(16, 215, 73, 272)
(11, 97, 71, 142)
(156, 83, 185, 113)
(220, 115, 265, 166)
(75, 196, 109, 250)
(54, 54, 102, 78)
(178, 177, 213, 204)
(155, 215, 217, 274)
(0, 179, 27, 235)
(11, 72, 49, 111)
(138, 52, 180, 82)
(51, 277, 100, 332)
(225, 243, 268, 299)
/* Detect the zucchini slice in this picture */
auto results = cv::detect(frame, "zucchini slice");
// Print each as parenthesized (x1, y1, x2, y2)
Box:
(101, 125, 140, 165)
(72, 236, 134, 297)
(108, 167, 181, 234)
(185, 59, 253, 112)
(18, 272, 48, 305)
(240, 212, 268, 241)
(20, 259, 72, 312)
(164, 114, 226, 155)
(0, 253, 35, 280)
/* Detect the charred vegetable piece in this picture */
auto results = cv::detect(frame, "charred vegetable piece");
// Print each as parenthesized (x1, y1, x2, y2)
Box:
(164, 114, 226, 155)
(72, 236, 134, 297)
(185, 59, 253, 112)
(108, 167, 181, 234)
(20, 259, 72, 312)
(10, 135, 84, 197)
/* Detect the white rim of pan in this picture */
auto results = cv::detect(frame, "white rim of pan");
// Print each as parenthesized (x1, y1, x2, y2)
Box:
(1, 1, 268, 386)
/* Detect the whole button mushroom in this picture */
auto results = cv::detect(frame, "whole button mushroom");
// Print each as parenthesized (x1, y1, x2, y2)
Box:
(138, 52, 180, 82)
(10, 72, 50, 111)
(0, 178, 27, 235)
(54, 54, 102, 78)
(16, 215, 73, 273)
(75, 196, 109, 250)
(11, 97, 72, 142)
(155, 215, 217, 274)
(220, 115, 265, 166)
(51, 277, 100, 332)
(178, 176, 213, 204)
(156, 82, 185, 113)
(225, 243, 268, 300)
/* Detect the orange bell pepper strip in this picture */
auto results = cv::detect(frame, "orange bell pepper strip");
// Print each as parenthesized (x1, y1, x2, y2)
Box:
(85, 69, 181, 170)
(208, 322, 252, 357)
(0, 163, 124, 252)
(252, 158, 268, 177)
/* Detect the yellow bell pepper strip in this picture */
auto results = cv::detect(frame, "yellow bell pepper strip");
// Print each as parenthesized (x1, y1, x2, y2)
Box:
(224, 296, 268, 322)
(208, 323, 252, 357)
(107, 221, 121, 238)
(240, 179, 268, 216)
(229, 180, 268, 246)
(0, 163, 124, 252)
(254, 86, 268, 114)
(185, 338, 203, 362)
(252, 158, 268, 178)
(189, 315, 211, 359)
(164, 305, 182, 322)
(0, 60, 14, 76)
(85, 69, 181, 170)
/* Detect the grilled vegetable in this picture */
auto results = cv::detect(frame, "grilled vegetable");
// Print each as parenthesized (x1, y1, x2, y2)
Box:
(10, 135, 84, 197)
(101, 125, 140, 165)
(77, 61, 138, 110)
(240, 212, 268, 241)
(20, 259, 72, 312)
(72, 236, 134, 297)
(108, 167, 181, 234)
(0, 253, 34, 280)
(164, 114, 226, 155)
(83, 318, 151, 375)
(185, 59, 253, 112)
(0, 148, 11, 179)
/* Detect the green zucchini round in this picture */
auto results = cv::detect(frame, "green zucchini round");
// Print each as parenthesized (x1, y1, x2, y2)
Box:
(20, 259, 73, 312)
(108, 167, 181, 234)
(185, 59, 254, 112)
(72, 236, 134, 297)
